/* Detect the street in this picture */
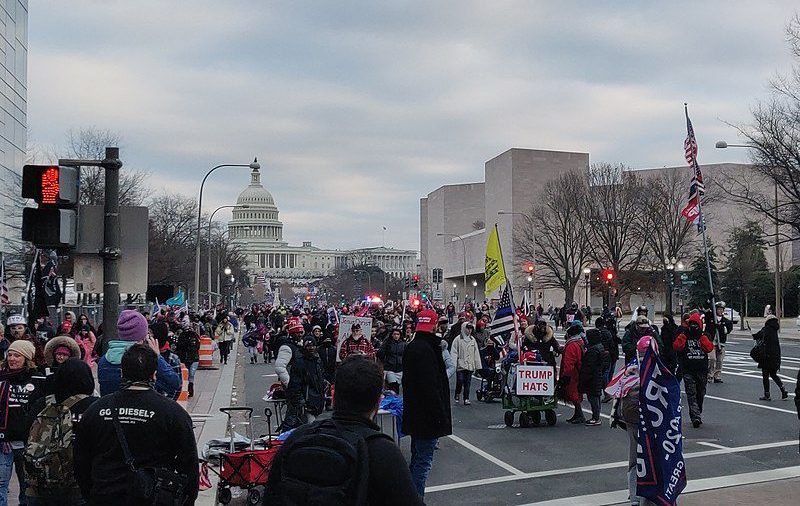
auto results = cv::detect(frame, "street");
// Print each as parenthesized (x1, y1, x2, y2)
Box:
(236, 328, 800, 505)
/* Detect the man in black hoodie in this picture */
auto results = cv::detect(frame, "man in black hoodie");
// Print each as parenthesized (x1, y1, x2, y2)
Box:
(402, 309, 452, 499)
(75, 344, 198, 504)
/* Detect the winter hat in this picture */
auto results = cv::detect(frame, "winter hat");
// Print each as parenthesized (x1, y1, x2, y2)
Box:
(117, 310, 148, 342)
(303, 336, 317, 347)
(415, 309, 437, 333)
(6, 314, 25, 326)
(287, 317, 304, 335)
(566, 325, 583, 337)
(586, 328, 602, 346)
(54, 346, 72, 357)
(7, 339, 35, 361)
(635, 315, 650, 327)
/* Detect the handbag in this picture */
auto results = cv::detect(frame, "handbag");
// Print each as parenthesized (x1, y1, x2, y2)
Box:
(750, 339, 765, 364)
(111, 397, 189, 505)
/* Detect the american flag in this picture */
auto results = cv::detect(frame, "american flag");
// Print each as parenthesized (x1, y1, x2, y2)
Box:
(681, 106, 705, 224)
(604, 357, 639, 398)
(490, 285, 516, 343)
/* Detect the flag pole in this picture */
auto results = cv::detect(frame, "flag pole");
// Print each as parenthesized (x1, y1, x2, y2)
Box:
(493, 224, 523, 362)
(685, 103, 718, 325)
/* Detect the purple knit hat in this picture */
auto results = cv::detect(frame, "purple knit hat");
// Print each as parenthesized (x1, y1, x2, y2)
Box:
(117, 310, 148, 342)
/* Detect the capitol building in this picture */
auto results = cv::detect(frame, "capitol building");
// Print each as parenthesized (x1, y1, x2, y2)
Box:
(229, 167, 417, 290)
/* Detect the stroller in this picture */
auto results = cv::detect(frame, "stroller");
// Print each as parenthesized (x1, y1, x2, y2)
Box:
(207, 407, 282, 505)
(475, 342, 503, 402)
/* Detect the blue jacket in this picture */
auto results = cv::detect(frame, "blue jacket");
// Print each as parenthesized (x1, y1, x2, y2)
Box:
(97, 341, 181, 398)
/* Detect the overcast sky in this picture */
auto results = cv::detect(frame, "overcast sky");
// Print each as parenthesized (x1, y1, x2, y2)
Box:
(28, 1, 798, 251)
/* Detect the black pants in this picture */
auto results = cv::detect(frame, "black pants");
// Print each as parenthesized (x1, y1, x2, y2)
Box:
(761, 368, 784, 395)
(683, 373, 707, 422)
(455, 370, 473, 400)
(219, 340, 232, 363)
(588, 394, 601, 420)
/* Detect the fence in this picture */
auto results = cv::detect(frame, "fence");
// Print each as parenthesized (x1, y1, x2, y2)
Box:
(1, 303, 149, 327)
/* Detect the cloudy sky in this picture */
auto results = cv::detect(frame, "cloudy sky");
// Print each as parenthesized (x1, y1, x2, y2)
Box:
(28, 1, 797, 251)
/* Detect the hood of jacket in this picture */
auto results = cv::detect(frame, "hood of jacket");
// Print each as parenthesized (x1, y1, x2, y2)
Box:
(526, 324, 553, 343)
(52, 357, 95, 404)
(44, 335, 82, 367)
(103, 340, 136, 365)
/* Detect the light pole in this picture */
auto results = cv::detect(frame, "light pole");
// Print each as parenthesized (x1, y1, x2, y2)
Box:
(527, 275, 533, 311)
(452, 283, 458, 302)
(194, 158, 260, 311)
(208, 205, 247, 307)
(665, 257, 676, 315)
(716, 141, 782, 318)
(583, 267, 591, 309)
(472, 280, 478, 302)
(498, 210, 536, 305)
(437, 233, 467, 305)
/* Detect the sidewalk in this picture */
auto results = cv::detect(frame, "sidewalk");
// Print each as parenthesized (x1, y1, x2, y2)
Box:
(674, 477, 800, 505)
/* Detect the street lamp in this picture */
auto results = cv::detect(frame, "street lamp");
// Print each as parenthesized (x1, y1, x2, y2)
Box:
(665, 257, 676, 315)
(224, 267, 232, 276)
(717, 140, 782, 318)
(583, 267, 591, 309)
(472, 280, 478, 301)
(498, 210, 536, 304)
(208, 205, 247, 307)
(437, 233, 467, 305)
(194, 157, 260, 311)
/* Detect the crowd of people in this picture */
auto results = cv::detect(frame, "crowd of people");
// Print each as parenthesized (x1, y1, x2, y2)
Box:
(0, 293, 798, 505)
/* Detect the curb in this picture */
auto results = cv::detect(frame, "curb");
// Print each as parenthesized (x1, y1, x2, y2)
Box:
(196, 338, 239, 506)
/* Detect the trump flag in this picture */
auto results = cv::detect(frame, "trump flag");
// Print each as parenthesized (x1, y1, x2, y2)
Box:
(636, 344, 686, 505)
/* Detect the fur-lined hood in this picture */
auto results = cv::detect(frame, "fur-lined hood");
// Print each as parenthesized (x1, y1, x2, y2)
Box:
(44, 335, 82, 366)
(524, 324, 554, 343)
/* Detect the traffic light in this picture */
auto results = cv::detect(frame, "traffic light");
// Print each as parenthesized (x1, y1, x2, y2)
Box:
(431, 268, 443, 284)
(403, 277, 409, 289)
(411, 297, 420, 308)
(412, 274, 419, 289)
(525, 263, 535, 274)
(602, 269, 615, 284)
(21, 165, 80, 249)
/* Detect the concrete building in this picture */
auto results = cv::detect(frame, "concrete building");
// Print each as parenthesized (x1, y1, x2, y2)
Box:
(229, 167, 416, 292)
(420, 149, 799, 310)
(0, 1, 27, 302)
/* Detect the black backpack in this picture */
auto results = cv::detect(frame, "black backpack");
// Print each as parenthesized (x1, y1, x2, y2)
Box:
(273, 419, 390, 505)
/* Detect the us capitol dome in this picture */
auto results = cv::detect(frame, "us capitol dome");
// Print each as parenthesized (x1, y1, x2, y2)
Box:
(228, 167, 416, 290)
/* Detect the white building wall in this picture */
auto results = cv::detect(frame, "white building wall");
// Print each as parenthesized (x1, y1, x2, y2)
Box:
(0, 1, 27, 260)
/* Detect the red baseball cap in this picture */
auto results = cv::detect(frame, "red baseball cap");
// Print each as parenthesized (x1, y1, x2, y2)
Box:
(415, 309, 437, 333)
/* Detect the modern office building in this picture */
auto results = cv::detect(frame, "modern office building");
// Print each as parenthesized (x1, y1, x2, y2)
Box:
(420, 148, 799, 310)
(229, 167, 416, 291)
(0, 1, 28, 303)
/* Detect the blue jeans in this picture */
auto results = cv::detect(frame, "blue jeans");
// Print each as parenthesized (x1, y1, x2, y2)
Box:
(0, 448, 27, 506)
(409, 437, 438, 497)
(187, 361, 199, 383)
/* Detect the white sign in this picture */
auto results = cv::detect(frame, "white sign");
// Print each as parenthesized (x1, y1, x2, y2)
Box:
(432, 289, 443, 301)
(516, 365, 555, 396)
(336, 316, 373, 363)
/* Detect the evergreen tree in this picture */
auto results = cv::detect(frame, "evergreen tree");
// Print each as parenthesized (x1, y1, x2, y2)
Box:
(721, 221, 769, 318)
(686, 244, 719, 310)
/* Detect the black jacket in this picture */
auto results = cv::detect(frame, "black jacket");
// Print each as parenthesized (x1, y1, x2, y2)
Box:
(0, 367, 46, 442)
(175, 330, 201, 365)
(579, 331, 609, 395)
(318, 341, 337, 381)
(75, 388, 199, 505)
(754, 318, 781, 372)
(377, 339, 406, 373)
(264, 412, 423, 505)
(287, 351, 325, 416)
(402, 331, 452, 439)
(659, 319, 679, 374)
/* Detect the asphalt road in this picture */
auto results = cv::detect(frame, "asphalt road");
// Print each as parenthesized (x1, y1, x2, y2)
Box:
(236, 328, 800, 505)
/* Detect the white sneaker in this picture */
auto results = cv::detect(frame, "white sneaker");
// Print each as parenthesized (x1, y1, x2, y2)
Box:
(464, 399, 471, 405)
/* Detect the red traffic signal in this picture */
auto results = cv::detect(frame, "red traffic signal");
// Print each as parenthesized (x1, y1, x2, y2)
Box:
(603, 269, 615, 283)
(412, 274, 419, 282)
(411, 297, 420, 307)
(525, 263, 535, 273)
(22, 165, 79, 206)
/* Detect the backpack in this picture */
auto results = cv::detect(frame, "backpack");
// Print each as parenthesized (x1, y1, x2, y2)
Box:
(24, 394, 87, 493)
(272, 419, 390, 505)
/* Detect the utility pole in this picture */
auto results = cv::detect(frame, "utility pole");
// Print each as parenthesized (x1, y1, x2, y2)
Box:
(59, 147, 122, 339)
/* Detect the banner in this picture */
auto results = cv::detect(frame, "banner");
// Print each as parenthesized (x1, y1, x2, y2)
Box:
(637, 345, 686, 505)
(484, 224, 507, 297)
(336, 316, 373, 362)
(516, 365, 555, 396)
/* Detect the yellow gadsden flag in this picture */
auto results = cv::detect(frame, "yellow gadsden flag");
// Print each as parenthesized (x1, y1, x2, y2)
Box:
(484, 224, 507, 297)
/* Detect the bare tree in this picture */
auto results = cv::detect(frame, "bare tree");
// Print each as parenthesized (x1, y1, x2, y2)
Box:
(66, 127, 149, 206)
(639, 170, 697, 313)
(582, 163, 647, 297)
(721, 14, 800, 245)
(515, 170, 590, 304)
(147, 193, 201, 287)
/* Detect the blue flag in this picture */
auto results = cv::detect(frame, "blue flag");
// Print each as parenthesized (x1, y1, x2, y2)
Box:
(166, 290, 185, 307)
(637, 345, 686, 505)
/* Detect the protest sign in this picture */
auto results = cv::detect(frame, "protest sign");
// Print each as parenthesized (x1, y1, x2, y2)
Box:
(336, 315, 373, 362)
(516, 365, 555, 396)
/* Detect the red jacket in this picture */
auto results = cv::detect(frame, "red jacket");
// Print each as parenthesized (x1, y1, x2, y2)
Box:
(559, 336, 584, 403)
